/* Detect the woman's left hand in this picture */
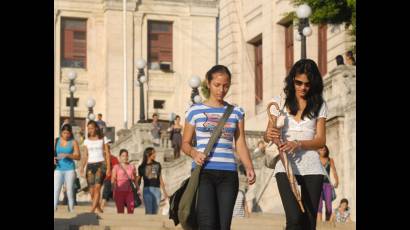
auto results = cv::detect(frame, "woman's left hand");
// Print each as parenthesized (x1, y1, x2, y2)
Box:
(106, 169, 111, 177)
(279, 141, 299, 154)
(334, 181, 339, 188)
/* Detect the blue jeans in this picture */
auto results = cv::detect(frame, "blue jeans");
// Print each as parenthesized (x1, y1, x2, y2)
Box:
(143, 187, 161, 214)
(54, 169, 76, 212)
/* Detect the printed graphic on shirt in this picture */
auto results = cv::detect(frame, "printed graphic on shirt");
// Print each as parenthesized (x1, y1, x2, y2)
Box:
(202, 113, 235, 140)
(185, 104, 245, 171)
(144, 164, 160, 180)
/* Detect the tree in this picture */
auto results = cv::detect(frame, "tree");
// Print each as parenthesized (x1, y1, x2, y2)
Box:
(200, 80, 210, 99)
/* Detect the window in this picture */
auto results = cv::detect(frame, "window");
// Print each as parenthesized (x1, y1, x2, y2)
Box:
(284, 22, 294, 75)
(61, 18, 87, 68)
(154, 100, 165, 109)
(66, 97, 79, 107)
(254, 41, 263, 105)
(148, 21, 173, 71)
(318, 24, 327, 76)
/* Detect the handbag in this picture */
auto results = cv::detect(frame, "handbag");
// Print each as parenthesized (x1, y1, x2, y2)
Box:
(264, 143, 280, 169)
(169, 104, 234, 229)
(118, 164, 142, 208)
(322, 160, 337, 201)
(73, 177, 81, 192)
(54, 137, 59, 170)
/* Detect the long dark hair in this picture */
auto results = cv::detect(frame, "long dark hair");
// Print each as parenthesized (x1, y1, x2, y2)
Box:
(142, 147, 155, 166)
(60, 124, 74, 140)
(87, 120, 103, 139)
(336, 55, 344, 65)
(284, 59, 324, 120)
(321, 145, 330, 158)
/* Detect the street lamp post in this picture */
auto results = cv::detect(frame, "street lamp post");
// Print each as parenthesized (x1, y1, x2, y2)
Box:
(86, 97, 96, 121)
(136, 58, 147, 123)
(189, 76, 202, 105)
(296, 4, 312, 59)
(68, 71, 77, 125)
(85, 97, 96, 138)
(188, 76, 202, 147)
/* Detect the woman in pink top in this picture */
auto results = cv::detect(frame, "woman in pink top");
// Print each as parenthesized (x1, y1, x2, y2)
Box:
(111, 149, 138, 214)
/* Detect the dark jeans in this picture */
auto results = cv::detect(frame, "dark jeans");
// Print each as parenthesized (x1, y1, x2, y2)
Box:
(197, 169, 239, 230)
(102, 180, 113, 200)
(276, 173, 323, 230)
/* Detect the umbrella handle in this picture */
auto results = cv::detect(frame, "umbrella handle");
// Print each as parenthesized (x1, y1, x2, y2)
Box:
(267, 101, 305, 213)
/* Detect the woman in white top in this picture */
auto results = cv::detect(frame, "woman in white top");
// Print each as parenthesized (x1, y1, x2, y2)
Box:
(264, 59, 327, 230)
(80, 120, 111, 213)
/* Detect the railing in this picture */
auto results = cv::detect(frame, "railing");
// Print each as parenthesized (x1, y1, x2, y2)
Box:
(245, 130, 264, 152)
(160, 131, 173, 149)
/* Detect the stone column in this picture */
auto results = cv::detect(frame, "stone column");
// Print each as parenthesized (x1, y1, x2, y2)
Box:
(323, 65, 356, 221)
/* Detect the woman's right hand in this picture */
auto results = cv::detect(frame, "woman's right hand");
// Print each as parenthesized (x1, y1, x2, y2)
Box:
(265, 127, 281, 142)
(191, 150, 207, 166)
(54, 157, 57, 166)
(79, 168, 84, 177)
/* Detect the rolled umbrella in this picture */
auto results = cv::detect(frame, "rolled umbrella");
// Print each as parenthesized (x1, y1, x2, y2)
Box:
(266, 101, 305, 213)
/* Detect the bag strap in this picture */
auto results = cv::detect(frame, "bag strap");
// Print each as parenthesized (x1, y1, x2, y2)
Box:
(321, 162, 333, 186)
(118, 164, 133, 181)
(324, 159, 330, 168)
(202, 104, 234, 158)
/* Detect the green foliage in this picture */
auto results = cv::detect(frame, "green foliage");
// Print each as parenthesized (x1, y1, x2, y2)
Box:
(292, 0, 356, 53)
(200, 80, 210, 99)
(293, 0, 352, 24)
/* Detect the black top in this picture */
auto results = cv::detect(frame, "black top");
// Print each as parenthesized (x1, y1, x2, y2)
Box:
(323, 159, 331, 183)
(173, 128, 182, 133)
(138, 161, 161, 188)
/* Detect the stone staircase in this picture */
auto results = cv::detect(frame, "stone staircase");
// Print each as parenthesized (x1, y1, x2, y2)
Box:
(54, 203, 355, 230)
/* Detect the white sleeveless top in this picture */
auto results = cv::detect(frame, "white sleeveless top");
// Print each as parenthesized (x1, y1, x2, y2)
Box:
(84, 137, 107, 163)
(271, 96, 328, 176)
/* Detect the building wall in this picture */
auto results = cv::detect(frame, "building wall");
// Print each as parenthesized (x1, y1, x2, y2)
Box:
(54, 0, 353, 134)
(54, 0, 218, 137)
(219, 0, 353, 131)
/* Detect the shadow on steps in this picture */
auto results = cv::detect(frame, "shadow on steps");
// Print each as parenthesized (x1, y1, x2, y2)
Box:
(54, 212, 100, 230)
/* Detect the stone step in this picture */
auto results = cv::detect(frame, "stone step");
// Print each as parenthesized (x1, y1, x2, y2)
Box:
(60, 223, 355, 230)
(55, 205, 355, 230)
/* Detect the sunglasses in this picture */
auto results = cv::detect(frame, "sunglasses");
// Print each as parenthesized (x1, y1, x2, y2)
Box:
(294, 79, 311, 87)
